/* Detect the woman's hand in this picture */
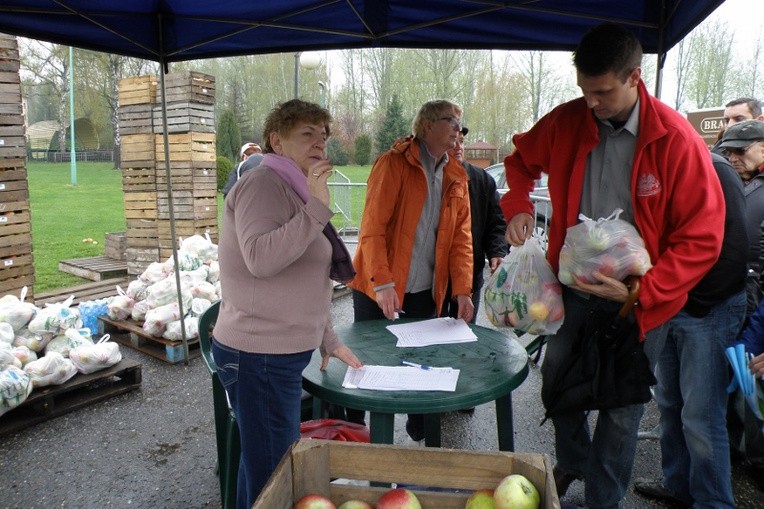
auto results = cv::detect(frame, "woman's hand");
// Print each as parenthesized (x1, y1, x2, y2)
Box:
(321, 344, 363, 370)
(375, 287, 401, 320)
(505, 213, 534, 246)
(307, 159, 333, 207)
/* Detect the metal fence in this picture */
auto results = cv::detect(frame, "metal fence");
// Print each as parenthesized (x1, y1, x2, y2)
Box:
(328, 171, 552, 251)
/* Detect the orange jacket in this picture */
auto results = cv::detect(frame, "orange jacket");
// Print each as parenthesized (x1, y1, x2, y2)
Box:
(349, 136, 473, 313)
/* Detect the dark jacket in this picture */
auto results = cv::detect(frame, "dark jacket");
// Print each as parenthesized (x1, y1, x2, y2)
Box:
(743, 170, 764, 273)
(684, 152, 748, 317)
(463, 161, 508, 290)
(222, 153, 265, 197)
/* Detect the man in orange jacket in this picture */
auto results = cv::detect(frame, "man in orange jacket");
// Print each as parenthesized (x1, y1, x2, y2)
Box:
(347, 99, 474, 440)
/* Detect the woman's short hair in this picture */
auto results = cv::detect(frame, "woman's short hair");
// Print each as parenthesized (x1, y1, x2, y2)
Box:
(262, 99, 332, 153)
(412, 100, 462, 139)
(573, 23, 642, 82)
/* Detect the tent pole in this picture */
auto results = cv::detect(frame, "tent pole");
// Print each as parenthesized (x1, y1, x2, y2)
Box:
(654, 0, 667, 99)
(159, 58, 191, 365)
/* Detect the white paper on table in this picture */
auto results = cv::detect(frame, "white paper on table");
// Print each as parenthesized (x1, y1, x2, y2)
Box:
(385, 317, 478, 347)
(341, 365, 460, 392)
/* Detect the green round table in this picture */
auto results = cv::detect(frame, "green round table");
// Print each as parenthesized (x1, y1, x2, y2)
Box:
(302, 319, 529, 450)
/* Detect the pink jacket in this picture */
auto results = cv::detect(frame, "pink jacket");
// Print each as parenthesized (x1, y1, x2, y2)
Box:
(501, 81, 724, 337)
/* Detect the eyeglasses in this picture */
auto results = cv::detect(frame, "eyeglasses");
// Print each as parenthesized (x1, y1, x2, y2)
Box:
(439, 116, 462, 130)
(723, 143, 756, 157)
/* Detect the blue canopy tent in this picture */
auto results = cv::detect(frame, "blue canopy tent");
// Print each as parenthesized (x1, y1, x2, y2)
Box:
(0, 0, 726, 360)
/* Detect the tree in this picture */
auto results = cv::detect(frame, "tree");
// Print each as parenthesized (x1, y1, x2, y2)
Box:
(216, 109, 241, 163)
(354, 134, 372, 165)
(374, 94, 409, 156)
(327, 137, 349, 165)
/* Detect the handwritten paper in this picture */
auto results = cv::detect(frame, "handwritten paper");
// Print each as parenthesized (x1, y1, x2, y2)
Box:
(386, 317, 478, 347)
(342, 365, 460, 392)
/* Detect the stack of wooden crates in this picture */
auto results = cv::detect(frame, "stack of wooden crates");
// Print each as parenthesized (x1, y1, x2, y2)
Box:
(0, 34, 33, 299)
(118, 71, 217, 276)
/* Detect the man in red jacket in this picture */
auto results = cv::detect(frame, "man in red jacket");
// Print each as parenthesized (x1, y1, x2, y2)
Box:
(501, 24, 724, 509)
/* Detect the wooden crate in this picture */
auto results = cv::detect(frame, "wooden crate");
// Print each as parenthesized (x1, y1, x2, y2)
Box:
(58, 255, 127, 281)
(155, 161, 216, 192)
(162, 71, 215, 105)
(121, 133, 155, 166)
(122, 166, 156, 192)
(254, 440, 559, 509)
(123, 191, 157, 221)
(125, 246, 160, 276)
(104, 231, 127, 260)
(118, 75, 157, 106)
(153, 102, 214, 134)
(33, 277, 129, 307)
(118, 104, 154, 135)
(125, 219, 158, 249)
(157, 192, 217, 220)
(0, 33, 19, 53)
(155, 132, 215, 163)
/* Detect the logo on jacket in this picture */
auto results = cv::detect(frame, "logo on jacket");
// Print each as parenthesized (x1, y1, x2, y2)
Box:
(637, 173, 661, 197)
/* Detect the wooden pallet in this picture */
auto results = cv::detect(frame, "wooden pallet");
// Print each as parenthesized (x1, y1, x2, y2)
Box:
(99, 316, 200, 364)
(58, 255, 128, 281)
(34, 277, 129, 307)
(0, 358, 142, 437)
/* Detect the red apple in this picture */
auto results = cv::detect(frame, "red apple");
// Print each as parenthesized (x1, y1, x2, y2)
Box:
(465, 488, 496, 508)
(295, 493, 336, 509)
(493, 474, 540, 509)
(376, 488, 422, 509)
(337, 501, 373, 509)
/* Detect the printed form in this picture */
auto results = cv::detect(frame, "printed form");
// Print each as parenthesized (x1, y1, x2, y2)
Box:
(385, 317, 477, 347)
(342, 365, 460, 392)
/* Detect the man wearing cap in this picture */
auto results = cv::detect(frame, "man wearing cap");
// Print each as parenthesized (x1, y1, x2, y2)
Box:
(223, 142, 264, 198)
(717, 119, 764, 490)
(718, 120, 764, 284)
(443, 126, 507, 322)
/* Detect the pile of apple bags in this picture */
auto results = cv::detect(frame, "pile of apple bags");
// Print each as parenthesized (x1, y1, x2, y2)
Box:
(108, 234, 220, 340)
(0, 291, 123, 417)
(558, 209, 652, 286)
(483, 237, 564, 335)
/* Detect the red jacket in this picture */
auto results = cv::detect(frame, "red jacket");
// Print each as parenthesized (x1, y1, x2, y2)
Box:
(501, 81, 724, 337)
(349, 136, 473, 313)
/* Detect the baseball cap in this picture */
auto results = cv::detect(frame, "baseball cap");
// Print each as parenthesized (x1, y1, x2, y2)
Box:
(239, 142, 261, 157)
(460, 126, 469, 136)
(718, 119, 764, 149)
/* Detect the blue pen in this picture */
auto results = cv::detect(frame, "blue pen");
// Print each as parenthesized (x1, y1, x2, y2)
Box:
(401, 360, 431, 370)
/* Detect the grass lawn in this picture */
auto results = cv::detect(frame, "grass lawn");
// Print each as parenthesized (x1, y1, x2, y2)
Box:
(24, 161, 371, 294)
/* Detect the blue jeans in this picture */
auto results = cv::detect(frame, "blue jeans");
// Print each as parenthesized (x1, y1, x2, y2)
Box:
(654, 290, 745, 508)
(211, 339, 312, 509)
(541, 288, 668, 509)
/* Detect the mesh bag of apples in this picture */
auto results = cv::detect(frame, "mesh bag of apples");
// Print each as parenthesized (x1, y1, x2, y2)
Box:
(558, 209, 652, 287)
(483, 236, 564, 335)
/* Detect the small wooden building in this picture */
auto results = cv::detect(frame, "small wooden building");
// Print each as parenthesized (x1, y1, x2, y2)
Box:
(465, 139, 499, 168)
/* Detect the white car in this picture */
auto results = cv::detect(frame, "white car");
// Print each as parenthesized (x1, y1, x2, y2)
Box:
(485, 163, 552, 235)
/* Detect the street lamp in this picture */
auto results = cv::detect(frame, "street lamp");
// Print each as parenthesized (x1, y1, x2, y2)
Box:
(317, 80, 326, 107)
(293, 51, 322, 98)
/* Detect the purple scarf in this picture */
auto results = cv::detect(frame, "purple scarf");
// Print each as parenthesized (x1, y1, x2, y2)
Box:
(262, 154, 355, 283)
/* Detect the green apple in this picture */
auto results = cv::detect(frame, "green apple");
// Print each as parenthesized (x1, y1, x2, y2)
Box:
(493, 474, 540, 509)
(465, 489, 495, 508)
(337, 501, 373, 509)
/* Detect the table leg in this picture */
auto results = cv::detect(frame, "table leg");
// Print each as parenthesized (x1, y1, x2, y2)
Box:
(424, 413, 441, 447)
(495, 393, 514, 451)
(369, 412, 395, 444)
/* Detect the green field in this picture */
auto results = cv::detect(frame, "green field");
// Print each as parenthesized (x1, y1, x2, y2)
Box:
(24, 162, 371, 293)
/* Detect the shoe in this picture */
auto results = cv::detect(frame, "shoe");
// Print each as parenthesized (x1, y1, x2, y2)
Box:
(633, 480, 691, 507)
(405, 414, 425, 442)
(553, 466, 580, 498)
